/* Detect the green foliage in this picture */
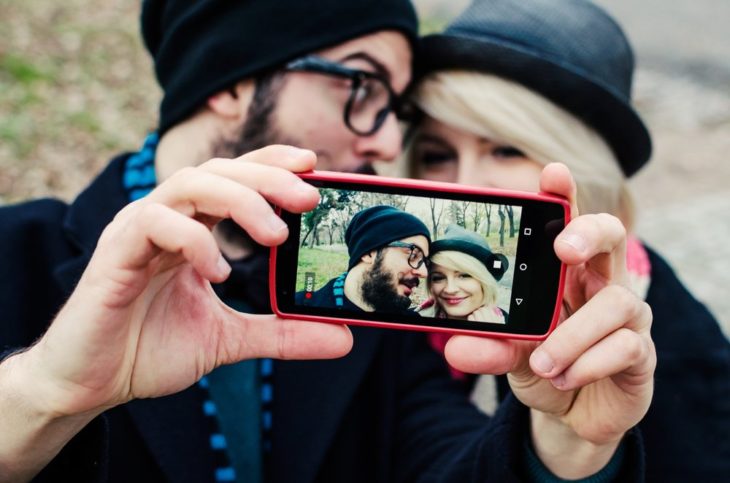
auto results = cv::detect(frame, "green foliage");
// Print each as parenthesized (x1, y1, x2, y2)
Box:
(296, 247, 349, 293)
(0, 54, 52, 85)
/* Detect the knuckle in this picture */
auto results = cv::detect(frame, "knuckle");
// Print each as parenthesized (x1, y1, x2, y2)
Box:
(276, 320, 292, 360)
(641, 301, 654, 330)
(617, 328, 645, 362)
(596, 212, 626, 238)
(172, 166, 198, 181)
(604, 284, 639, 319)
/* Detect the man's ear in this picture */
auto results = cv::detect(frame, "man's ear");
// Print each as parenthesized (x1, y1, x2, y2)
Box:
(360, 250, 378, 265)
(207, 80, 255, 121)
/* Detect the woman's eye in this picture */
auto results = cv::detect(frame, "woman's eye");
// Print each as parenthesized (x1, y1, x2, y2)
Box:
(418, 151, 455, 166)
(430, 274, 445, 283)
(458, 273, 472, 279)
(492, 146, 525, 159)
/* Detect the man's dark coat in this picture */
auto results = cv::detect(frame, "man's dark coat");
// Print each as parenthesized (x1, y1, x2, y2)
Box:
(2, 156, 728, 482)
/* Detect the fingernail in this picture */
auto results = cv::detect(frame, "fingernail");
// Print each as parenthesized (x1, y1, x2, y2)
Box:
(559, 233, 587, 253)
(551, 374, 566, 389)
(268, 214, 288, 233)
(531, 350, 554, 374)
(296, 182, 317, 194)
(217, 255, 231, 277)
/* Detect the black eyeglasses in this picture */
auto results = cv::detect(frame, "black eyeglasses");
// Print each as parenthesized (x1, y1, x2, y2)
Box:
(285, 56, 399, 136)
(385, 241, 430, 270)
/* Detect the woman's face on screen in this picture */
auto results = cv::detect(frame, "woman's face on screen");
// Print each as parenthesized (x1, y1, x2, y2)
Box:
(429, 263, 484, 319)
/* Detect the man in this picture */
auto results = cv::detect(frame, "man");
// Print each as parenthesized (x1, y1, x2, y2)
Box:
(0, 1, 656, 482)
(297, 205, 430, 313)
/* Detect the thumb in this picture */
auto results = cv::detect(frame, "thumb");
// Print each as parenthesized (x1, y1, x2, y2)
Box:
(217, 313, 353, 363)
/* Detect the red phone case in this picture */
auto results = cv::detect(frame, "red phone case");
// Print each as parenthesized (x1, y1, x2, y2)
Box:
(270, 170, 569, 340)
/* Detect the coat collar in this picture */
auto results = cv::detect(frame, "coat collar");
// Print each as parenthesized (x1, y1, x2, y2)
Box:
(53, 155, 384, 482)
(53, 154, 132, 294)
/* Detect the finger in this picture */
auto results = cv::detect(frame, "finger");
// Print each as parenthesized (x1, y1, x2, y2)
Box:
(554, 213, 628, 283)
(93, 203, 229, 297)
(539, 163, 578, 218)
(142, 169, 306, 246)
(444, 335, 530, 375)
(152, 161, 321, 216)
(220, 313, 354, 361)
(549, 328, 656, 393)
(231, 144, 317, 172)
(529, 285, 652, 379)
(198, 157, 321, 213)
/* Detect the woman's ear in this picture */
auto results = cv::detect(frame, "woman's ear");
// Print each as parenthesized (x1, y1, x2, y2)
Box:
(207, 80, 255, 121)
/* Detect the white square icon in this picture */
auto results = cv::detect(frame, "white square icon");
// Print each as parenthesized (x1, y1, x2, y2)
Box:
(493, 260, 502, 269)
(524, 228, 532, 236)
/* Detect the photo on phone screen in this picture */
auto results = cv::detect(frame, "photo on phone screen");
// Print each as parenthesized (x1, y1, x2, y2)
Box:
(272, 173, 568, 339)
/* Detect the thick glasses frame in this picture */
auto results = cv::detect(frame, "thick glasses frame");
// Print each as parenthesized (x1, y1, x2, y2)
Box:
(284, 56, 398, 136)
(385, 241, 429, 270)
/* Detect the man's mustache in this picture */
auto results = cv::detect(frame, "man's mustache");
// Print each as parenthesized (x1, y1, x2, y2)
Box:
(350, 163, 377, 175)
(399, 276, 420, 289)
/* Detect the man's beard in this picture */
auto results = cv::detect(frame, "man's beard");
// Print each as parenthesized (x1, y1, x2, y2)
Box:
(361, 253, 415, 313)
(211, 72, 296, 158)
(211, 73, 298, 254)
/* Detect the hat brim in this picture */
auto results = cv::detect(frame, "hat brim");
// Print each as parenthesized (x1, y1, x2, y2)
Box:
(416, 34, 652, 177)
(431, 239, 508, 281)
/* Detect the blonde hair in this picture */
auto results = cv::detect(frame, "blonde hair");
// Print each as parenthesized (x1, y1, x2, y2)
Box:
(405, 71, 636, 229)
(423, 250, 499, 317)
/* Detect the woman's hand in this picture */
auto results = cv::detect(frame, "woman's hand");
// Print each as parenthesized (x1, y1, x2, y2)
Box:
(443, 163, 656, 479)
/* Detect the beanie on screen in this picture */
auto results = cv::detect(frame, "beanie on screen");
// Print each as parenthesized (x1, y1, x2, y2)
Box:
(345, 205, 431, 271)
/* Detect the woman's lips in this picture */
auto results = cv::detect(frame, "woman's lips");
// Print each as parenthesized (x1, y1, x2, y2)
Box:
(442, 297, 466, 306)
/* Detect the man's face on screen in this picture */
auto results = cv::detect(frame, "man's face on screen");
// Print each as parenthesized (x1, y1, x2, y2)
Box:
(360, 234, 428, 312)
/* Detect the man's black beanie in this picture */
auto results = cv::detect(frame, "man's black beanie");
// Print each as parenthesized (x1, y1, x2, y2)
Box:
(141, 0, 419, 134)
(345, 205, 431, 271)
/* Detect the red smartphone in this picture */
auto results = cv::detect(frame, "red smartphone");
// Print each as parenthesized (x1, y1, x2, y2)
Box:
(270, 171, 569, 340)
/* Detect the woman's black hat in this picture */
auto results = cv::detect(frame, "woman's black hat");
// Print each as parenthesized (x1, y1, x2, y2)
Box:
(417, 0, 652, 177)
(431, 225, 508, 282)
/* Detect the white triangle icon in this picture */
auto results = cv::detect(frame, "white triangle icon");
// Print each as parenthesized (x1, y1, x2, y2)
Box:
(515, 298, 523, 305)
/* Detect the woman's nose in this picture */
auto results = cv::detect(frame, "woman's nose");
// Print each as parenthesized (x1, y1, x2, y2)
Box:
(443, 279, 459, 293)
(456, 157, 488, 187)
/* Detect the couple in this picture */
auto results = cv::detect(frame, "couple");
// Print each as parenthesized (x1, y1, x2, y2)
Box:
(299, 205, 509, 324)
(1, 0, 727, 481)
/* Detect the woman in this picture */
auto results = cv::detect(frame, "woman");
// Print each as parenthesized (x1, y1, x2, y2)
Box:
(418, 224, 508, 323)
(403, 0, 730, 481)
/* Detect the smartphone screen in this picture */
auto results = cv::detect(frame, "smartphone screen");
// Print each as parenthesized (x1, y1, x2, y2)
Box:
(272, 172, 568, 339)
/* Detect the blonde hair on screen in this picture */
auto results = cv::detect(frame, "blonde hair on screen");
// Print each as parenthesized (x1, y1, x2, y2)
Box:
(426, 250, 499, 316)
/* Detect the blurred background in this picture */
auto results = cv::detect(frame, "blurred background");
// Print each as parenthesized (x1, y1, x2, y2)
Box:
(1, 0, 728, 334)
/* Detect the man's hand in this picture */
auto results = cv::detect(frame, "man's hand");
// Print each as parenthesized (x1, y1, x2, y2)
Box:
(443, 163, 656, 479)
(0, 145, 352, 482)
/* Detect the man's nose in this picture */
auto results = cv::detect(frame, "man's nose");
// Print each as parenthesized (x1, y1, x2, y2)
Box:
(354, 112, 402, 163)
(413, 263, 428, 278)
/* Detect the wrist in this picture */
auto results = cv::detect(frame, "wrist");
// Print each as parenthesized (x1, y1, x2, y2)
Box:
(0, 350, 99, 481)
(530, 409, 623, 479)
